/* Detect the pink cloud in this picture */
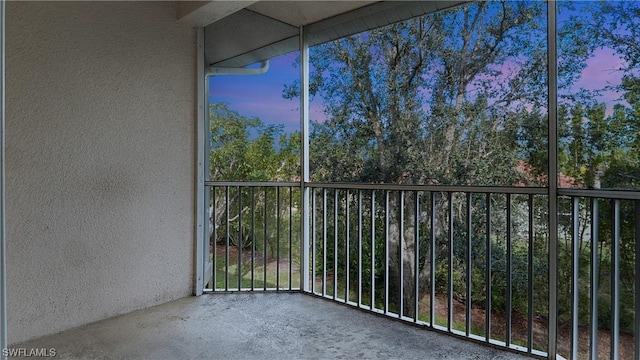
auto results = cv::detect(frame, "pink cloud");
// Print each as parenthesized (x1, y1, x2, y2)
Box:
(576, 48, 626, 90)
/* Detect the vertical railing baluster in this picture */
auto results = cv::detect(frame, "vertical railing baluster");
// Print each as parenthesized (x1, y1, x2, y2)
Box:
(345, 189, 350, 303)
(212, 187, 217, 291)
(225, 186, 230, 291)
(334, 189, 339, 300)
(635, 199, 640, 360)
(276, 187, 281, 290)
(528, 194, 534, 353)
(611, 199, 620, 360)
(485, 192, 491, 342)
(430, 192, 436, 328)
(312, 189, 317, 294)
(238, 187, 243, 290)
(371, 190, 376, 310)
(251, 187, 255, 290)
(466, 192, 472, 336)
(590, 198, 599, 360)
(289, 187, 293, 290)
(571, 196, 580, 358)
(414, 191, 420, 323)
(447, 192, 453, 331)
(506, 193, 512, 347)
(323, 188, 327, 297)
(385, 190, 390, 314)
(358, 190, 363, 307)
(263, 188, 268, 291)
(400, 190, 405, 318)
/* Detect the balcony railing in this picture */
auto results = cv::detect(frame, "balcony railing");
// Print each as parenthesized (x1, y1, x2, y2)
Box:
(205, 181, 639, 360)
(204, 182, 301, 292)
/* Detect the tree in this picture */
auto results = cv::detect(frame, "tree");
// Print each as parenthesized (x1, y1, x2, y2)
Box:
(208, 103, 300, 266)
(295, 1, 547, 317)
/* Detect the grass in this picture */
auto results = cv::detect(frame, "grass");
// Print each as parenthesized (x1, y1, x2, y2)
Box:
(212, 252, 300, 290)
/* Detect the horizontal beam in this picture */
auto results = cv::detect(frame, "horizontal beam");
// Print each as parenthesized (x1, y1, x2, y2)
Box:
(176, 1, 258, 27)
(205, 182, 640, 199)
(558, 188, 640, 200)
(205, 181, 300, 188)
(306, 182, 547, 194)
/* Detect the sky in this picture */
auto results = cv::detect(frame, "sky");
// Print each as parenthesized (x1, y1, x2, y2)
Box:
(209, 52, 325, 134)
(209, 3, 630, 134)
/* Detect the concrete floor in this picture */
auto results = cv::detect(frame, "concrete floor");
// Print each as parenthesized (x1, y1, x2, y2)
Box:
(15, 293, 533, 359)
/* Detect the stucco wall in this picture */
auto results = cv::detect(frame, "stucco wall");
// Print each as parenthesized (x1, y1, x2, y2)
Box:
(5, 1, 196, 343)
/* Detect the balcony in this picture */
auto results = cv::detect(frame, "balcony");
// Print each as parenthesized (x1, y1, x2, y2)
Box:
(202, 182, 639, 359)
(2, 1, 640, 359)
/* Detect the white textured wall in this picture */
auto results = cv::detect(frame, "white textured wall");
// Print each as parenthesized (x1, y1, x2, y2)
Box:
(5, 1, 196, 343)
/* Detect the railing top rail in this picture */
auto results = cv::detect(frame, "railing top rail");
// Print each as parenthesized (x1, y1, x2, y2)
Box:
(206, 181, 547, 194)
(205, 181, 300, 187)
(205, 181, 640, 199)
(306, 182, 548, 195)
(558, 187, 640, 200)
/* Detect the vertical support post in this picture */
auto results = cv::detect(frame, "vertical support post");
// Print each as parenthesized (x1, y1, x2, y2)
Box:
(547, 1, 559, 358)
(195, 27, 206, 295)
(0, 0, 7, 354)
(299, 27, 310, 292)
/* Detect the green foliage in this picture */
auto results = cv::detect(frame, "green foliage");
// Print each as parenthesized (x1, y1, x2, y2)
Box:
(209, 103, 299, 182)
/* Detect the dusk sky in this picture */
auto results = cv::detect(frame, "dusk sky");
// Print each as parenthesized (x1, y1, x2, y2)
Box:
(210, 52, 308, 133)
(209, 6, 629, 134)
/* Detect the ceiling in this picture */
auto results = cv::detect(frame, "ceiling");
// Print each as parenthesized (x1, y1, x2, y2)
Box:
(247, 1, 377, 27)
(204, 1, 468, 68)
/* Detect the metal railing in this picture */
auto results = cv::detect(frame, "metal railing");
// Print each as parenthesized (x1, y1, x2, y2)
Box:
(556, 189, 640, 360)
(205, 181, 639, 359)
(204, 182, 301, 292)
(307, 183, 549, 357)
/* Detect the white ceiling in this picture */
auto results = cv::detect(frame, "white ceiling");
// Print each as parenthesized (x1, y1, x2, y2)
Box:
(247, 1, 377, 27)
